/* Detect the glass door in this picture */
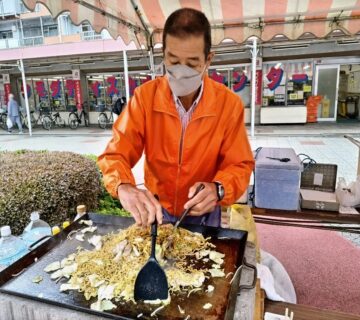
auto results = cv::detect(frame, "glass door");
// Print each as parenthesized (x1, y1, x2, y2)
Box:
(315, 64, 340, 121)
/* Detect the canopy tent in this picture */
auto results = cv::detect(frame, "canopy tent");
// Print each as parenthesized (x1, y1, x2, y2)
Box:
(20, 0, 360, 136)
(22, 0, 360, 48)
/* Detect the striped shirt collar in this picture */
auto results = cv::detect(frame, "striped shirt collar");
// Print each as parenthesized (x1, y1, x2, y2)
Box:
(172, 81, 204, 115)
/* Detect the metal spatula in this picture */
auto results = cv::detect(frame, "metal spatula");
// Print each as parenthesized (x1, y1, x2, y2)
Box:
(134, 221, 168, 301)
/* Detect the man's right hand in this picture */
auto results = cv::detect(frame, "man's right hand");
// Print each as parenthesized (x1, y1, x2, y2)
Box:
(117, 184, 163, 227)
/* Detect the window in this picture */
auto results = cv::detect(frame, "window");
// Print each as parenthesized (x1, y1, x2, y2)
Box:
(43, 24, 58, 37)
(23, 26, 42, 38)
(81, 23, 92, 33)
(262, 61, 313, 107)
(231, 67, 251, 107)
(0, 30, 13, 39)
(208, 66, 251, 107)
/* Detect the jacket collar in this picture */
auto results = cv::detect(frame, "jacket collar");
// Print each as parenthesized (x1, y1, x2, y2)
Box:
(153, 75, 217, 118)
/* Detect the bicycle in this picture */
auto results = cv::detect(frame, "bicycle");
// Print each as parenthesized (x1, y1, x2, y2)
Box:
(42, 107, 66, 130)
(0, 108, 7, 130)
(68, 102, 90, 130)
(98, 107, 114, 129)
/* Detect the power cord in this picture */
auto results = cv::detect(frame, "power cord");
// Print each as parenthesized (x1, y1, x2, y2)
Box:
(297, 153, 316, 171)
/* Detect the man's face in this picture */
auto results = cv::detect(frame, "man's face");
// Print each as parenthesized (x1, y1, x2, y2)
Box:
(164, 34, 213, 77)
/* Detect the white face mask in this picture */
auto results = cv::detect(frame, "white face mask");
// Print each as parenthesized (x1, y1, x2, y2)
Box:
(165, 64, 206, 97)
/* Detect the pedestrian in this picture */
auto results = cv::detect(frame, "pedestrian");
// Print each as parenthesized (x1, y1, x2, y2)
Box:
(98, 8, 254, 228)
(7, 93, 23, 134)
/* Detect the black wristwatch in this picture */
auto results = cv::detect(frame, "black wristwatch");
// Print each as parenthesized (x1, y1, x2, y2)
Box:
(214, 182, 225, 201)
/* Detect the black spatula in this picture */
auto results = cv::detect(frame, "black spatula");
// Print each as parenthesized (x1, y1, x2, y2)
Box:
(134, 221, 168, 301)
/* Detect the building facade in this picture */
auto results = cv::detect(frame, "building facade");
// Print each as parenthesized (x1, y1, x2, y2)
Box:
(1, 1, 360, 126)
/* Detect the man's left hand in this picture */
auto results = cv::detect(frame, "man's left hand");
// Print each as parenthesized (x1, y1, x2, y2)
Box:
(184, 182, 218, 216)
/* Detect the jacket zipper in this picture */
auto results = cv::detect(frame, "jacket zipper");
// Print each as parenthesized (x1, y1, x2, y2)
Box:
(173, 125, 186, 215)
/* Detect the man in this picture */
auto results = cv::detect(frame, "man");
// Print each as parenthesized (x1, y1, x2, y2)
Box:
(98, 8, 254, 228)
(7, 93, 23, 134)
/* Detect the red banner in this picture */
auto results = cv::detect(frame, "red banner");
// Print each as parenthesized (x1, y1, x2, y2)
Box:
(255, 70, 262, 105)
(4, 83, 11, 106)
(74, 80, 83, 109)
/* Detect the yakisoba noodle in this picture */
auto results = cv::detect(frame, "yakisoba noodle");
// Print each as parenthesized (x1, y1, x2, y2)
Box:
(47, 223, 225, 307)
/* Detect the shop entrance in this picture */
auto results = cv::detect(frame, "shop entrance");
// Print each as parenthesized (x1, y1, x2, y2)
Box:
(314, 64, 340, 122)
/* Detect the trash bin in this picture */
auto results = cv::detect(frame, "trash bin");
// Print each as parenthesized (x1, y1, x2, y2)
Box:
(346, 96, 357, 118)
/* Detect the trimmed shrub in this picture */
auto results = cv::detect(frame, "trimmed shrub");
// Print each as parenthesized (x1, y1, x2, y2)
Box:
(0, 150, 101, 235)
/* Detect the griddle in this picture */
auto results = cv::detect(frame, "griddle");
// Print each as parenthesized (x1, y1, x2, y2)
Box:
(0, 213, 248, 320)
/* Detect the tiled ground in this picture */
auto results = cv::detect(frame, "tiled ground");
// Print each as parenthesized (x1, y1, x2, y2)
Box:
(1, 124, 359, 246)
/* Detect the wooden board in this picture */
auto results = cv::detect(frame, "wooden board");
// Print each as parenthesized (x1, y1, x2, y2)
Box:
(253, 280, 265, 320)
(265, 301, 360, 320)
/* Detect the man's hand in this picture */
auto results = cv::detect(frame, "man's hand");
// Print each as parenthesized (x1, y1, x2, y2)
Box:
(184, 182, 218, 216)
(117, 184, 163, 227)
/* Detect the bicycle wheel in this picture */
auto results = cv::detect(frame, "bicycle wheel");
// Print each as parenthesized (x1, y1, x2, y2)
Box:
(20, 113, 27, 129)
(98, 113, 108, 129)
(42, 115, 52, 130)
(55, 115, 66, 128)
(0, 114, 7, 130)
(84, 113, 90, 127)
(68, 113, 79, 130)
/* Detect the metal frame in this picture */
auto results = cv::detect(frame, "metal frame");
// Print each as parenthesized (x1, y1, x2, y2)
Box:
(314, 64, 340, 122)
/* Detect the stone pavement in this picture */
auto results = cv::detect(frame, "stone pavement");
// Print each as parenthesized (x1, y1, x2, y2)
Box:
(1, 123, 360, 246)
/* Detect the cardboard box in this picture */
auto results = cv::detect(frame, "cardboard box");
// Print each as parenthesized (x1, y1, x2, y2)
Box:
(300, 189, 339, 211)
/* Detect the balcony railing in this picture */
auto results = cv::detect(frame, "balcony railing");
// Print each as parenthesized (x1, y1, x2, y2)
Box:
(0, 38, 20, 49)
(80, 30, 102, 41)
(21, 36, 44, 46)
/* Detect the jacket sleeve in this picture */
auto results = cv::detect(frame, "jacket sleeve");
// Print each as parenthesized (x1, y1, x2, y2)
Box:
(7, 101, 11, 117)
(213, 98, 254, 205)
(97, 89, 145, 198)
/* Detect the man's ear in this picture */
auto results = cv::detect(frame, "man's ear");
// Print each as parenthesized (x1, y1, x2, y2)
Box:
(206, 51, 215, 67)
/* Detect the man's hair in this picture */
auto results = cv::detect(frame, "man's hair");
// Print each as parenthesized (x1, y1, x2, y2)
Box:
(163, 8, 211, 58)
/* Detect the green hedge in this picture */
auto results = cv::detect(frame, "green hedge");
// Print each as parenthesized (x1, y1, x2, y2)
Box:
(0, 150, 102, 234)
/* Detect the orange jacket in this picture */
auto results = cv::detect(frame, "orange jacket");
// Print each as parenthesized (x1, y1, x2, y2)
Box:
(97, 75, 254, 216)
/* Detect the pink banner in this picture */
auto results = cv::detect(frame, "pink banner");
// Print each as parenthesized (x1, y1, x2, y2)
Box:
(4, 83, 11, 105)
(256, 70, 262, 105)
(74, 80, 83, 108)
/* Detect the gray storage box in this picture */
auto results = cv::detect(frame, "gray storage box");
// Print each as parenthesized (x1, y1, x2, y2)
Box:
(300, 163, 339, 212)
(255, 148, 301, 210)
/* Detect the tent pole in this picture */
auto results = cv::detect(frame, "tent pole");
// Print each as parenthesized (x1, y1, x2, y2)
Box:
(250, 38, 257, 138)
(149, 47, 155, 80)
(123, 50, 130, 102)
(19, 59, 32, 136)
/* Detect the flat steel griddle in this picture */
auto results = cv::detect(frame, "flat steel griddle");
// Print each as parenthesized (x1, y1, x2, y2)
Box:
(0, 213, 247, 320)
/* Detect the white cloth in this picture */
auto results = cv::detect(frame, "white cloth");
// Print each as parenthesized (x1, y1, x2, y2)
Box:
(257, 249, 297, 304)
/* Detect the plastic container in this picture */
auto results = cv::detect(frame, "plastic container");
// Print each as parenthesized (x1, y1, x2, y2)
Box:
(52, 226, 61, 236)
(21, 212, 52, 247)
(255, 148, 302, 210)
(0, 226, 29, 271)
(75, 205, 87, 221)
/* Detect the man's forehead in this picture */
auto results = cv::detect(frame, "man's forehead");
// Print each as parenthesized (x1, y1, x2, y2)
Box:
(164, 34, 205, 58)
(167, 51, 200, 61)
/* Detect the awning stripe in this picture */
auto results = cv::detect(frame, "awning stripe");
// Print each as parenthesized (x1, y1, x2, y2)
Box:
(21, 0, 360, 49)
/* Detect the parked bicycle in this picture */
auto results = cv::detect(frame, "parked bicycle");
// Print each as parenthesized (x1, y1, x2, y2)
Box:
(68, 102, 90, 130)
(98, 107, 114, 129)
(42, 106, 66, 130)
(0, 108, 7, 130)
